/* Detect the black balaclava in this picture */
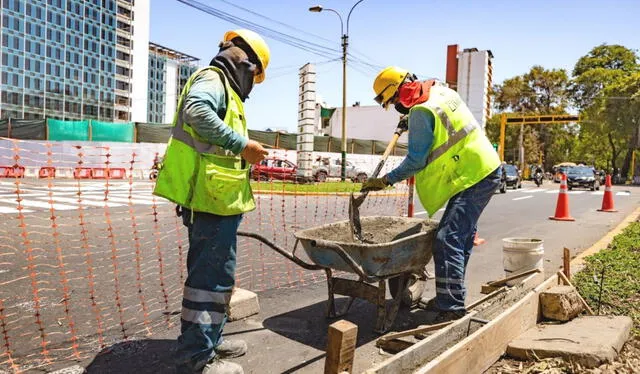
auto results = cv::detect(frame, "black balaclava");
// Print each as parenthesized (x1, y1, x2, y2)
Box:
(394, 101, 411, 115)
(209, 38, 257, 101)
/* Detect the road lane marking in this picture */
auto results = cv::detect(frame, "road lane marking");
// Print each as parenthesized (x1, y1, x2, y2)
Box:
(592, 191, 604, 195)
(616, 191, 631, 196)
(0, 206, 33, 214)
(413, 211, 428, 216)
(82, 195, 167, 205)
(512, 195, 533, 201)
(568, 191, 586, 194)
(529, 189, 549, 193)
(0, 198, 77, 210)
(36, 196, 125, 207)
(545, 190, 558, 194)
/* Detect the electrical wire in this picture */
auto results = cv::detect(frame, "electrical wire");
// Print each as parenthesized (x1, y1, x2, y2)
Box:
(208, 0, 336, 44)
(176, 0, 341, 59)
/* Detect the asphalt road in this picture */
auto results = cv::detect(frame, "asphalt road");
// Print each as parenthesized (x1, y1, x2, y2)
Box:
(0, 178, 637, 373)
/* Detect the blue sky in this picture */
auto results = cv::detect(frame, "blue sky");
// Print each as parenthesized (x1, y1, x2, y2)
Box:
(151, 0, 638, 132)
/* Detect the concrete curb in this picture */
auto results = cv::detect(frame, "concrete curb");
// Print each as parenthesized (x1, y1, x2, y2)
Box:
(228, 288, 260, 321)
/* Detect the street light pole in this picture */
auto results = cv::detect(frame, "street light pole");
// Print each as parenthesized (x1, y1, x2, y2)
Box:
(310, 1, 365, 181)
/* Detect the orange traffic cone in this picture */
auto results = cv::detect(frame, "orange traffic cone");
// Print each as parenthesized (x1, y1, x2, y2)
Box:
(549, 173, 575, 221)
(598, 174, 618, 213)
(473, 232, 486, 246)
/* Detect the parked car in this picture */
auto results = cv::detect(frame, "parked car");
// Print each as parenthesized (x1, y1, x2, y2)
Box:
(566, 166, 600, 191)
(503, 164, 522, 189)
(251, 158, 299, 181)
(312, 157, 368, 183)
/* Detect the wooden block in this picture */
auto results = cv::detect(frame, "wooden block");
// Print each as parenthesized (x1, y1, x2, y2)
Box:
(325, 320, 358, 374)
(540, 285, 584, 321)
(481, 284, 500, 294)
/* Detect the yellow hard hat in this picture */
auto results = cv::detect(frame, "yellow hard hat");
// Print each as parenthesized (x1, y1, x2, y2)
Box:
(224, 29, 270, 84)
(373, 66, 409, 109)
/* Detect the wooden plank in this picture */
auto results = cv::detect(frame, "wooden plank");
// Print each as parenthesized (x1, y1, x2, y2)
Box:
(563, 247, 571, 280)
(332, 278, 380, 305)
(365, 311, 479, 374)
(325, 320, 358, 374)
(414, 275, 558, 374)
(364, 271, 545, 374)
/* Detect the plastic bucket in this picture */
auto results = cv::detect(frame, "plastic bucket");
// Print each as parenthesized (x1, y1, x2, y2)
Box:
(502, 238, 544, 286)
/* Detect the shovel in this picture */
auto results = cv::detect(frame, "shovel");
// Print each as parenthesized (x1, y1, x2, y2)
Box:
(349, 121, 407, 242)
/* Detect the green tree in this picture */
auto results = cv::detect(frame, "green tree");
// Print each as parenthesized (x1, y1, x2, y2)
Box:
(492, 66, 571, 169)
(570, 44, 640, 177)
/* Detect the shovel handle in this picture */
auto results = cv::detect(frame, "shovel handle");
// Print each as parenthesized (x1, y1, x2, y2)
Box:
(371, 132, 402, 179)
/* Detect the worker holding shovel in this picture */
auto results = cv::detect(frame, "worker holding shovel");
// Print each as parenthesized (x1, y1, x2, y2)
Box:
(361, 67, 502, 323)
(154, 29, 270, 374)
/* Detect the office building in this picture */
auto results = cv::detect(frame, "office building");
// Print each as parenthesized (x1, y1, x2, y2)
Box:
(147, 42, 198, 124)
(0, 0, 150, 121)
(446, 44, 494, 129)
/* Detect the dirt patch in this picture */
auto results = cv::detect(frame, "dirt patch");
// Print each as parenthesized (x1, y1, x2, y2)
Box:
(300, 217, 439, 244)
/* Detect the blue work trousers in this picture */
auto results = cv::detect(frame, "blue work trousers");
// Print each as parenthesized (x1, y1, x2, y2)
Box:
(433, 168, 501, 312)
(174, 209, 242, 372)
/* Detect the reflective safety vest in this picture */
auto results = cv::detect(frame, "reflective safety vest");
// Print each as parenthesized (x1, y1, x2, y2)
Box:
(413, 85, 501, 216)
(153, 67, 255, 216)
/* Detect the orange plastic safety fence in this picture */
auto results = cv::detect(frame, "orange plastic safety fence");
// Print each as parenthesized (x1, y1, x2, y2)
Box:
(0, 142, 408, 372)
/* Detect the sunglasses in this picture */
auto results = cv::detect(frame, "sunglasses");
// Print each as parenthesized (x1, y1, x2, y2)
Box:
(374, 83, 398, 108)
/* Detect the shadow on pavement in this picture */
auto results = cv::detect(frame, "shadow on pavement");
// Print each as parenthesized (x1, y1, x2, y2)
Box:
(86, 339, 176, 374)
(262, 296, 438, 351)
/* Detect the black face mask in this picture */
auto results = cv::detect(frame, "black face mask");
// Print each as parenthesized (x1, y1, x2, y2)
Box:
(209, 40, 257, 101)
(394, 102, 410, 114)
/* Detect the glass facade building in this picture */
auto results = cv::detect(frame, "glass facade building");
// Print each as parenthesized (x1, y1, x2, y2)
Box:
(0, 0, 146, 121)
(147, 42, 198, 124)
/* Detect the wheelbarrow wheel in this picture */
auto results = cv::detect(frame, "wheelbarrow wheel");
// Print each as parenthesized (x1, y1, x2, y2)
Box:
(388, 274, 426, 307)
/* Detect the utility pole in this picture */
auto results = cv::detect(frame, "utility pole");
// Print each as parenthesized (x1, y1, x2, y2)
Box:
(310, 1, 365, 182)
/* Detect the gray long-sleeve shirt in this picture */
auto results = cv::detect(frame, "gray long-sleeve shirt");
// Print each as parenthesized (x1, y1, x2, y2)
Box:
(181, 69, 248, 155)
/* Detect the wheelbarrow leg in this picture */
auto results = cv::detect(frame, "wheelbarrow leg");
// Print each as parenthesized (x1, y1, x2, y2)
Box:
(375, 280, 387, 333)
(325, 269, 337, 318)
(382, 273, 410, 333)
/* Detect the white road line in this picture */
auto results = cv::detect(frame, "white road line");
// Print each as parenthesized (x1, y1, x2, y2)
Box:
(36, 196, 125, 207)
(413, 211, 428, 216)
(81, 195, 166, 205)
(512, 195, 533, 201)
(0, 198, 77, 210)
(518, 188, 536, 192)
(0, 206, 33, 214)
(529, 189, 549, 193)
(545, 190, 558, 194)
(592, 191, 604, 195)
(616, 191, 631, 196)
(567, 191, 586, 195)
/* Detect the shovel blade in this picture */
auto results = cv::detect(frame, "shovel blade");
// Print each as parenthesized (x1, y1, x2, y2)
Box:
(349, 193, 364, 241)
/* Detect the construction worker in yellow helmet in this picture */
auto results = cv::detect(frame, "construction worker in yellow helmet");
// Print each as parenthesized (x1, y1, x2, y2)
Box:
(362, 66, 502, 323)
(154, 29, 270, 374)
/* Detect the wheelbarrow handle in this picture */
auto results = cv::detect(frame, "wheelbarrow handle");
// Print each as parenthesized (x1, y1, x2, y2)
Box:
(311, 239, 376, 283)
(238, 231, 323, 271)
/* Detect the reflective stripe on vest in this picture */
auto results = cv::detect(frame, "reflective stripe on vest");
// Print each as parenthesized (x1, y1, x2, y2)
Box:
(171, 114, 238, 158)
(425, 104, 480, 165)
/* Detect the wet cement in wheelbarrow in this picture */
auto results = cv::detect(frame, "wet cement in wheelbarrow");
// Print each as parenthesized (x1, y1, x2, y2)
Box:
(310, 217, 439, 244)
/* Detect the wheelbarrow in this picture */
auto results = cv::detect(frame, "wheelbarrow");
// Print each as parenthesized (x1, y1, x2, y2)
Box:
(238, 216, 437, 333)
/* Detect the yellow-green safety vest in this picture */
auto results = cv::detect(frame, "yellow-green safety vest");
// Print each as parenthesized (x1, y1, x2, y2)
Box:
(413, 85, 501, 216)
(153, 66, 255, 216)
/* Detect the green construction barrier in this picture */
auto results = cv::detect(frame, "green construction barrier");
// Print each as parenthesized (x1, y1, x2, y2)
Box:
(136, 122, 172, 143)
(47, 119, 89, 141)
(90, 121, 134, 142)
